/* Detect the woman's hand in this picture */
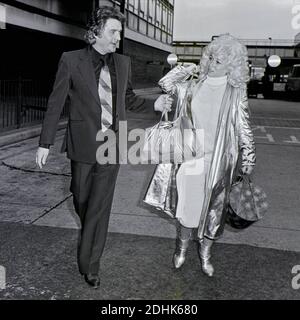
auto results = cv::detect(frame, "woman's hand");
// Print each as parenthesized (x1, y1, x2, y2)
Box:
(161, 79, 175, 94)
(154, 94, 174, 113)
(240, 165, 254, 175)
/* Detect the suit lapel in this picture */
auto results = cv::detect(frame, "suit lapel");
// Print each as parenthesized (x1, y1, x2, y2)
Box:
(77, 47, 101, 106)
(76, 50, 127, 116)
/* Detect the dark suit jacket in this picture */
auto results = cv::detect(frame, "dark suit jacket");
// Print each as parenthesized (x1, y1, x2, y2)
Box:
(39, 46, 143, 164)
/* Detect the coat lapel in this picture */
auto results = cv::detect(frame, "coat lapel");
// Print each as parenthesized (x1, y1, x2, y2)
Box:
(77, 47, 101, 106)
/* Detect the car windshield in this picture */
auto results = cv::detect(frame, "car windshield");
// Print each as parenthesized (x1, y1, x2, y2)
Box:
(291, 67, 300, 77)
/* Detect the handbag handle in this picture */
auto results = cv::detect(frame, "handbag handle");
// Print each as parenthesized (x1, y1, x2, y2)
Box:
(242, 174, 254, 194)
(173, 74, 196, 125)
(232, 174, 252, 186)
(232, 174, 253, 191)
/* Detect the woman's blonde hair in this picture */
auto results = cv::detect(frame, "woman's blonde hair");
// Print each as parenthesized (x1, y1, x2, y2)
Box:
(198, 34, 250, 88)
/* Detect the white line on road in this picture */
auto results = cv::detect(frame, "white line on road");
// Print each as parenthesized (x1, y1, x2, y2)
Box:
(252, 117, 300, 121)
(283, 136, 300, 144)
(252, 126, 267, 133)
(255, 126, 300, 130)
(255, 134, 275, 143)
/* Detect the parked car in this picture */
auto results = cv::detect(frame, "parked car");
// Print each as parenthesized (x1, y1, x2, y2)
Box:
(248, 67, 265, 98)
(248, 78, 263, 97)
(285, 64, 300, 100)
(262, 57, 300, 99)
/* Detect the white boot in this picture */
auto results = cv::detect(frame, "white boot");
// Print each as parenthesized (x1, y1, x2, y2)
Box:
(199, 237, 214, 277)
(173, 225, 192, 269)
(173, 238, 190, 269)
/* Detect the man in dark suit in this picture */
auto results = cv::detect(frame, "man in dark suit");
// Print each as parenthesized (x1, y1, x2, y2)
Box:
(35, 6, 147, 289)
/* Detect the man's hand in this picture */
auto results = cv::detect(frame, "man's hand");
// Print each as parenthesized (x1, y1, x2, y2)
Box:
(240, 165, 254, 175)
(154, 94, 174, 113)
(36, 147, 50, 169)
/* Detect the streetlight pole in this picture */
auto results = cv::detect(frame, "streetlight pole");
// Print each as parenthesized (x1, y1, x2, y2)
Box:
(268, 37, 272, 56)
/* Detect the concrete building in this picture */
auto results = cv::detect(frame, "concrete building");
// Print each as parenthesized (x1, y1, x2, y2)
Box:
(0, 1, 95, 83)
(173, 38, 299, 68)
(173, 38, 298, 81)
(0, 1, 96, 132)
(101, 0, 174, 87)
(0, 0, 174, 86)
(0, 0, 174, 132)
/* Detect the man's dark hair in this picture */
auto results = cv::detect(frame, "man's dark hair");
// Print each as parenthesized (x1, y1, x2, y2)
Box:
(84, 6, 126, 44)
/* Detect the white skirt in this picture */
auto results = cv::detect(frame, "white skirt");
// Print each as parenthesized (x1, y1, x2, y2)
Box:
(175, 153, 212, 228)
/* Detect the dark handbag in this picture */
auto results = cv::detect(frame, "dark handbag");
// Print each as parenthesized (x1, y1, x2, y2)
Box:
(141, 75, 203, 164)
(226, 175, 268, 229)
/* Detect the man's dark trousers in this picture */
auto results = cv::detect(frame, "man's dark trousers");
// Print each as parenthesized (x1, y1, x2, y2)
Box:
(70, 161, 119, 275)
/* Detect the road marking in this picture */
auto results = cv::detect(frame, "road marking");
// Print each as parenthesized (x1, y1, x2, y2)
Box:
(252, 125, 300, 144)
(283, 136, 300, 144)
(257, 126, 300, 130)
(255, 134, 275, 143)
(252, 125, 267, 133)
(0, 265, 5, 290)
(252, 117, 300, 121)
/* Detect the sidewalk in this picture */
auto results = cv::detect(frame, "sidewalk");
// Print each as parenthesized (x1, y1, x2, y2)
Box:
(0, 222, 299, 299)
(0, 93, 300, 299)
(0, 87, 161, 148)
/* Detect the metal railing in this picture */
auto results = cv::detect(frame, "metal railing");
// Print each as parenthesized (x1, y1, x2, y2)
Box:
(0, 78, 68, 132)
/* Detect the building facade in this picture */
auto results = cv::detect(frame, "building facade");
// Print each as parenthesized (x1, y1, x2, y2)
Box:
(102, 0, 174, 87)
(0, 0, 174, 131)
(0, 0, 174, 85)
(0, 1, 95, 82)
(173, 38, 299, 67)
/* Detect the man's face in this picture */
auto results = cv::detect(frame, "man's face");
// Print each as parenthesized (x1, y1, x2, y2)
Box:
(95, 18, 122, 54)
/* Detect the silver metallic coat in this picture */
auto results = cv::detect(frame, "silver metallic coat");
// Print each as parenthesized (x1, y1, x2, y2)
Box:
(144, 73, 256, 240)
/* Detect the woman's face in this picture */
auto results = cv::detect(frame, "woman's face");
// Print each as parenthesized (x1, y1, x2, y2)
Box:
(207, 53, 229, 77)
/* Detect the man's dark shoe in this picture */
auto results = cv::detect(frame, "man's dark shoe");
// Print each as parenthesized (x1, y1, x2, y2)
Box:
(84, 274, 100, 289)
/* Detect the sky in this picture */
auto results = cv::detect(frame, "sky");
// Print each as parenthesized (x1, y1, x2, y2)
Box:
(173, 0, 300, 41)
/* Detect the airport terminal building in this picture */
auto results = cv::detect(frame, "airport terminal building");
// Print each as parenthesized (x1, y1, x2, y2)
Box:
(0, 0, 174, 131)
(0, 0, 174, 87)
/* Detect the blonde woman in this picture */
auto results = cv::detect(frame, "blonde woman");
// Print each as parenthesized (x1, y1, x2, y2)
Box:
(147, 34, 256, 277)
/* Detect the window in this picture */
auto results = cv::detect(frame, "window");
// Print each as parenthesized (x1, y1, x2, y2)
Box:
(148, 0, 155, 21)
(124, 0, 174, 43)
(292, 66, 300, 77)
(162, 5, 167, 31)
(128, 12, 138, 29)
(156, 1, 161, 27)
(139, 0, 146, 18)
(127, 0, 138, 14)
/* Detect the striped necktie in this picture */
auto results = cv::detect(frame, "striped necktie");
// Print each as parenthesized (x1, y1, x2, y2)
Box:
(98, 62, 113, 132)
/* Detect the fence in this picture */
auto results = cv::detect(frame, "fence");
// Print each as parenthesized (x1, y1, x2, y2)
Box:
(0, 78, 68, 132)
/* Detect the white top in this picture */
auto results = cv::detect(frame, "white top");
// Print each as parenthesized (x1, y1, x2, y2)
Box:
(191, 75, 228, 154)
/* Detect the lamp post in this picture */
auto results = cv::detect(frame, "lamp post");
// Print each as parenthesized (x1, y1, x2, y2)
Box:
(268, 37, 272, 56)
(164, 53, 178, 121)
(167, 53, 178, 68)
